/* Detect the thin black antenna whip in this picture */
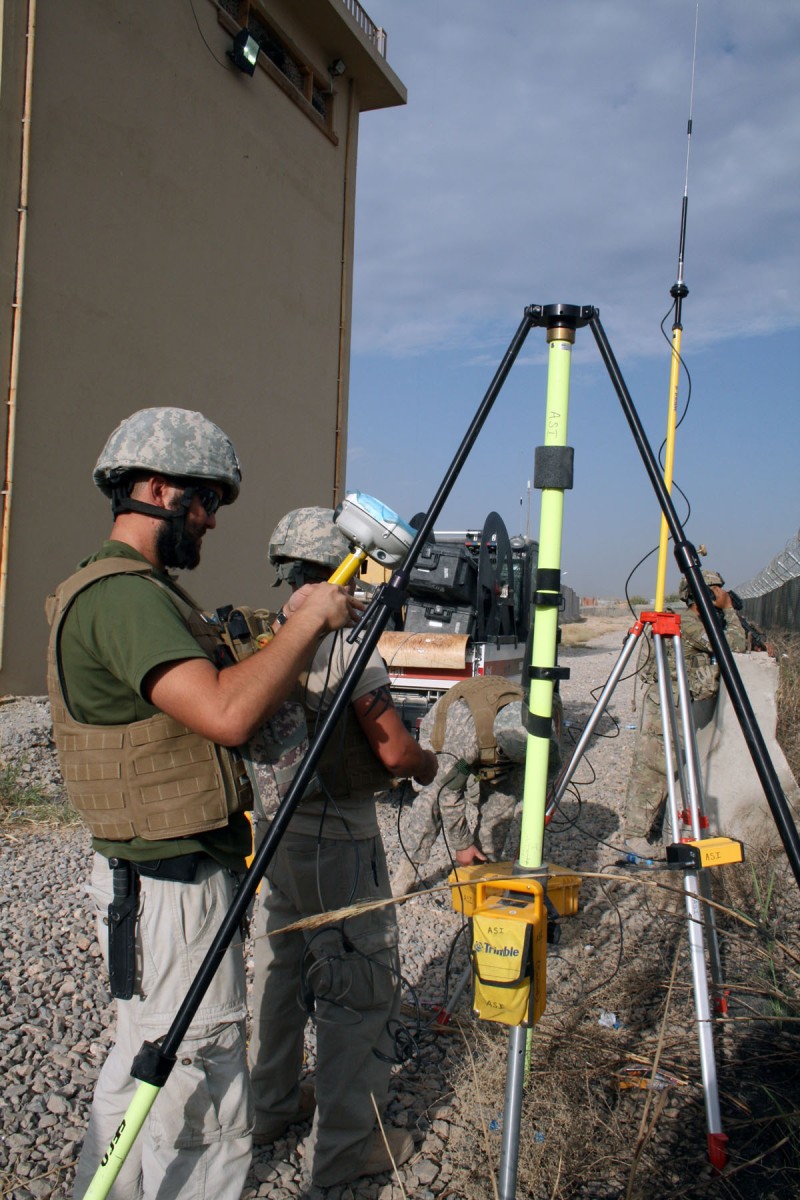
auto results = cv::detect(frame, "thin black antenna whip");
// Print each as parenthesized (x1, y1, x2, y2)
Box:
(674, 0, 700, 319)
(654, 0, 701, 610)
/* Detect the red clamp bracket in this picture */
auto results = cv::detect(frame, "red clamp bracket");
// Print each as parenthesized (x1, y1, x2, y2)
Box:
(640, 611, 682, 637)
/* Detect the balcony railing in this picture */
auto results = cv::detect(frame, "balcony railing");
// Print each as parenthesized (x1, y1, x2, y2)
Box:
(338, 0, 387, 57)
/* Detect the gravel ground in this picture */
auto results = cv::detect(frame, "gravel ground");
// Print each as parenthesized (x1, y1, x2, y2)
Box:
(3, 624, 794, 1199)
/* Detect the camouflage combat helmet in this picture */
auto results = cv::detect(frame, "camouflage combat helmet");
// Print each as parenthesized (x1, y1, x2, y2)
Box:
(679, 569, 724, 604)
(93, 407, 242, 505)
(268, 507, 351, 585)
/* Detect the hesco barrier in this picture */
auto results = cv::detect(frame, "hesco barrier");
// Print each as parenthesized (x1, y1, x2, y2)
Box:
(561, 584, 580, 623)
(735, 531, 800, 635)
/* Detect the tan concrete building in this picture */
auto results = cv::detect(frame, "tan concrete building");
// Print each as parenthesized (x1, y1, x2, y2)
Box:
(0, 0, 405, 693)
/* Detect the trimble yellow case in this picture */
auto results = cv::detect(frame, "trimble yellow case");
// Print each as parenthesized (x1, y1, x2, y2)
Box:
(449, 861, 580, 919)
(471, 894, 546, 1027)
(450, 861, 513, 916)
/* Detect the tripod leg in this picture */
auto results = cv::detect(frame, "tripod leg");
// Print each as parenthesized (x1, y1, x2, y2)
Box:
(670, 638, 728, 1168)
(683, 868, 727, 1167)
(548, 624, 644, 813)
(498, 1027, 526, 1199)
(653, 634, 684, 844)
(434, 962, 472, 1027)
(673, 639, 728, 1011)
(664, 664, 691, 818)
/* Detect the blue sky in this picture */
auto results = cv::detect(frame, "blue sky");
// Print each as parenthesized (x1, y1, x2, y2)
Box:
(345, 0, 799, 599)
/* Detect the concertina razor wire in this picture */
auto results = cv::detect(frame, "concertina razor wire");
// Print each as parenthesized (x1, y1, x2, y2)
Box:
(734, 529, 800, 599)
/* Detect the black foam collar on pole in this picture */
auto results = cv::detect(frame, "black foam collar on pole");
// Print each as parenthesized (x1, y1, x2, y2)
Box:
(589, 311, 800, 891)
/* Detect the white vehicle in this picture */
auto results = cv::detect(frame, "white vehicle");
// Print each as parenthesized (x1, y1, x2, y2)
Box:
(373, 513, 541, 734)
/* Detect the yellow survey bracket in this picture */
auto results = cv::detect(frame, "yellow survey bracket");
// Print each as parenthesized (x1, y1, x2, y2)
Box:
(327, 546, 367, 586)
(449, 861, 580, 919)
(666, 836, 745, 870)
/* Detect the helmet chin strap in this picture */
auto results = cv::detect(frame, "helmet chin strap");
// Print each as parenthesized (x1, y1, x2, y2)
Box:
(110, 480, 195, 521)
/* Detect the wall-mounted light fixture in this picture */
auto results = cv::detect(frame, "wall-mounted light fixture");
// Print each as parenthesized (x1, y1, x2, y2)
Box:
(328, 58, 346, 77)
(228, 29, 259, 76)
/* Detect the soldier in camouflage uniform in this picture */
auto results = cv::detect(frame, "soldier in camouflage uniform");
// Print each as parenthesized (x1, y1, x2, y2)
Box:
(54, 409, 357, 1200)
(248, 508, 437, 1188)
(623, 569, 748, 855)
(392, 678, 562, 897)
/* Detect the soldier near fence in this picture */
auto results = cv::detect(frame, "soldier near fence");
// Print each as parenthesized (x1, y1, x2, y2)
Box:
(623, 569, 748, 855)
(392, 677, 561, 896)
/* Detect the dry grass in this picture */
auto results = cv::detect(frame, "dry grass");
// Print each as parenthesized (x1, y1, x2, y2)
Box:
(436, 620, 800, 1197)
(772, 630, 800, 784)
(561, 615, 632, 648)
(0, 760, 77, 828)
(443, 860, 800, 1200)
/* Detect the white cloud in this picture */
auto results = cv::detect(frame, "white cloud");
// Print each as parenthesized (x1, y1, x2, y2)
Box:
(353, 0, 800, 360)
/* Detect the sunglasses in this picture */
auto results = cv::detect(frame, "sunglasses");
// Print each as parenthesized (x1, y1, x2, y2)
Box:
(191, 485, 222, 517)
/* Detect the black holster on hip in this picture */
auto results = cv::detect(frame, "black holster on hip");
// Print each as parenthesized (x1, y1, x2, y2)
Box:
(107, 857, 140, 1000)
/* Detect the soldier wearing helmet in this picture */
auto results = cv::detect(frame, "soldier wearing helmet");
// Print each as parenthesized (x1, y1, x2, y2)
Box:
(50, 410, 358, 1200)
(678, 568, 725, 606)
(623, 566, 747, 858)
(268, 504, 352, 588)
(249, 507, 437, 1188)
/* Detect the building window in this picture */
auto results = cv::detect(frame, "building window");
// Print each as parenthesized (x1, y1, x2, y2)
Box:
(216, 1, 338, 143)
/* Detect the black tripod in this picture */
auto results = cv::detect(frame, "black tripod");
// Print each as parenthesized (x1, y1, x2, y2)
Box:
(83, 305, 800, 1198)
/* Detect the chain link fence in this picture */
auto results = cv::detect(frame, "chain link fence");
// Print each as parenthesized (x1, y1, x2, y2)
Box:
(734, 530, 800, 633)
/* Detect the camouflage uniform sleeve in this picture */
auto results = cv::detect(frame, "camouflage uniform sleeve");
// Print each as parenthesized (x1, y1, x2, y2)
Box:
(678, 610, 716, 702)
(434, 704, 480, 852)
(680, 609, 712, 656)
(437, 773, 474, 851)
(722, 608, 748, 653)
(410, 701, 479, 854)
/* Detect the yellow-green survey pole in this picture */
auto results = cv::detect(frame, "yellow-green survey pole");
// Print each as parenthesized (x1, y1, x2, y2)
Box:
(499, 304, 585, 1200)
(518, 313, 575, 869)
(83, 1083, 159, 1199)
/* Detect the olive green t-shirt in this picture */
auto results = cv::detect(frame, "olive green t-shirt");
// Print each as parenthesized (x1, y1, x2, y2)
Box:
(58, 540, 251, 870)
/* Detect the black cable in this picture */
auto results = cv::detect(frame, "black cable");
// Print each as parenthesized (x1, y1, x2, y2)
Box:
(187, 0, 233, 70)
(434, 921, 472, 1025)
(394, 749, 463, 891)
(298, 921, 425, 1067)
(659, 304, 694, 436)
(545, 719, 626, 854)
(581, 874, 627, 997)
(624, 301, 696, 616)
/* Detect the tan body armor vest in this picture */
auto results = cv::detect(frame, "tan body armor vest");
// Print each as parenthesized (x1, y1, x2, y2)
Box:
(430, 677, 525, 768)
(46, 558, 254, 842)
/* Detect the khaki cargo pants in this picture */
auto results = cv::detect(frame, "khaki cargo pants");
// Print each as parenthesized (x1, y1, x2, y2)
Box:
(72, 854, 252, 1200)
(250, 831, 400, 1187)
